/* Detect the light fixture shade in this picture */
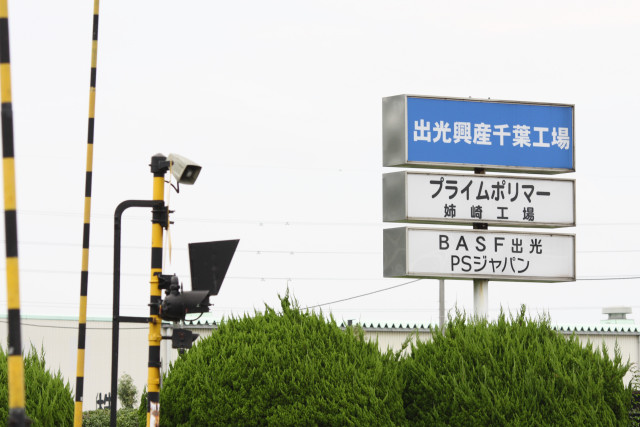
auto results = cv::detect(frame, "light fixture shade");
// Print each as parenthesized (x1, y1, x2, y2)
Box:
(188, 239, 239, 295)
(167, 153, 202, 185)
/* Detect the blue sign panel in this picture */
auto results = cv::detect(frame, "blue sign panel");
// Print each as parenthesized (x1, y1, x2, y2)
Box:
(384, 96, 574, 173)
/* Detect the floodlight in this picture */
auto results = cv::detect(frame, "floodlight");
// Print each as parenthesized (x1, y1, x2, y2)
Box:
(159, 275, 211, 321)
(157, 240, 239, 322)
(167, 153, 202, 185)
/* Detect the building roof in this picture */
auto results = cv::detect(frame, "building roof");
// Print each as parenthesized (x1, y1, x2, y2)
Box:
(553, 324, 640, 334)
(176, 319, 640, 334)
(4, 314, 639, 334)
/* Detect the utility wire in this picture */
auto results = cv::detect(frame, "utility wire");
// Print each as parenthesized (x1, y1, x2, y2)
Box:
(303, 276, 640, 310)
(17, 208, 640, 228)
(6, 241, 382, 255)
(4, 268, 640, 283)
(303, 279, 421, 310)
(0, 320, 147, 330)
(5, 240, 640, 256)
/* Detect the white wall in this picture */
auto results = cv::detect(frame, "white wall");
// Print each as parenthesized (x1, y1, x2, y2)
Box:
(0, 317, 148, 411)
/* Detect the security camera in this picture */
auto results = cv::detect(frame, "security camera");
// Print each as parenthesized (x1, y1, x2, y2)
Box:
(167, 153, 202, 185)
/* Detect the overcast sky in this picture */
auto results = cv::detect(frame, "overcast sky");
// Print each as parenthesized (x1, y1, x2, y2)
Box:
(1, 0, 639, 327)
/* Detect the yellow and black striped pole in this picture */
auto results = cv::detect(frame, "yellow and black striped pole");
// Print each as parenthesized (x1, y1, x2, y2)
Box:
(74, 1, 100, 424)
(0, 1, 27, 425)
(148, 154, 169, 427)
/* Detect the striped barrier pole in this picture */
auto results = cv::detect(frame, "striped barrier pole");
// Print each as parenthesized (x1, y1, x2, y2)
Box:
(74, 1, 100, 424)
(147, 154, 169, 427)
(0, 1, 26, 425)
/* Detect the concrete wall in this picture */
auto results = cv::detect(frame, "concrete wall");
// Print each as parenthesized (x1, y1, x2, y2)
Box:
(365, 327, 640, 385)
(0, 317, 148, 411)
(568, 332, 640, 385)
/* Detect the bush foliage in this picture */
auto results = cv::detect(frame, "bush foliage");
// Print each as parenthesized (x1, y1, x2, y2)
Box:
(81, 300, 636, 425)
(118, 373, 138, 409)
(0, 346, 73, 426)
(82, 407, 138, 427)
(160, 295, 405, 426)
(401, 307, 632, 425)
(137, 386, 148, 427)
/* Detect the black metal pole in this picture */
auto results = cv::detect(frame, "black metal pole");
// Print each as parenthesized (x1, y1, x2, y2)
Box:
(111, 200, 162, 427)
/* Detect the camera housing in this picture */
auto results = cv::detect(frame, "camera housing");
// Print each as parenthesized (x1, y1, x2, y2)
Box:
(167, 153, 202, 185)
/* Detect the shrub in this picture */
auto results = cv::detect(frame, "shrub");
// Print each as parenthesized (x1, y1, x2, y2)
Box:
(0, 346, 74, 426)
(137, 386, 147, 427)
(82, 408, 138, 427)
(160, 295, 405, 426)
(118, 373, 138, 409)
(401, 307, 632, 425)
(115, 407, 138, 427)
(81, 409, 109, 427)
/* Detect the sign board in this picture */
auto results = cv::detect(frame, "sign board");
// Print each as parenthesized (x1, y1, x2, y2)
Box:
(384, 227, 575, 282)
(383, 171, 575, 228)
(383, 95, 575, 173)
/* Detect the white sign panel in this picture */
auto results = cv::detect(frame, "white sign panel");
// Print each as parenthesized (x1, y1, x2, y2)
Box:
(384, 227, 575, 282)
(383, 171, 575, 228)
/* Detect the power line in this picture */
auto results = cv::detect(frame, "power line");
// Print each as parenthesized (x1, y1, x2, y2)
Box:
(15, 210, 384, 227)
(7, 240, 640, 257)
(8, 241, 382, 256)
(0, 319, 147, 330)
(5, 269, 387, 281)
(580, 250, 640, 254)
(302, 276, 640, 310)
(15, 209, 640, 228)
(303, 279, 421, 310)
(577, 222, 640, 227)
(5, 268, 640, 282)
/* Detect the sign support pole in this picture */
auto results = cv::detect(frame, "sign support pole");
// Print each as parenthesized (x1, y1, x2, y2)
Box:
(438, 279, 445, 328)
(473, 279, 488, 318)
(473, 168, 488, 318)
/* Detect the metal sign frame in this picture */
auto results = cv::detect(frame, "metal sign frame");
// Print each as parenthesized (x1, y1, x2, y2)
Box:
(384, 226, 576, 283)
(383, 94, 575, 174)
(383, 170, 576, 228)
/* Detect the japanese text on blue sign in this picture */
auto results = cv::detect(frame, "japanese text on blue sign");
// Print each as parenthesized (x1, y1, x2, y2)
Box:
(406, 97, 574, 170)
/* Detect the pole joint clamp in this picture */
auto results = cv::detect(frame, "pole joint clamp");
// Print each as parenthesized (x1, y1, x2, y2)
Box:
(152, 205, 172, 229)
(150, 154, 170, 174)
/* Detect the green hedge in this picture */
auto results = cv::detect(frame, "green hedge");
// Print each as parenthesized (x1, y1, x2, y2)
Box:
(141, 301, 633, 426)
(159, 296, 405, 426)
(401, 307, 632, 425)
(137, 386, 147, 427)
(82, 408, 139, 427)
(0, 346, 73, 426)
